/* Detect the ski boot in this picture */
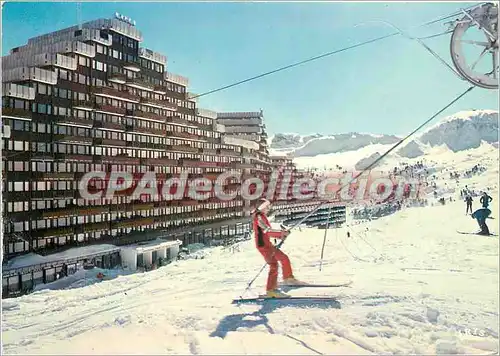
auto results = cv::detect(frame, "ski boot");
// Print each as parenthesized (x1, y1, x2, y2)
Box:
(264, 289, 290, 299)
(281, 276, 308, 286)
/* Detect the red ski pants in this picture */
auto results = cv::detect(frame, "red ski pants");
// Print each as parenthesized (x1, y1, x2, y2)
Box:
(258, 247, 293, 291)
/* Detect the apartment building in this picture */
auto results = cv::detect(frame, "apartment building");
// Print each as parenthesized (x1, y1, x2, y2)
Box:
(1, 16, 252, 260)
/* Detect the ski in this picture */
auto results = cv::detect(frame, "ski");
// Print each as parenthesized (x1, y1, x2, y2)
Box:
(280, 281, 353, 289)
(456, 231, 498, 237)
(232, 295, 340, 305)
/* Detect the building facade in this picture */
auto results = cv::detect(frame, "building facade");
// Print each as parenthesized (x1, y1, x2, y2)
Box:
(1, 17, 254, 260)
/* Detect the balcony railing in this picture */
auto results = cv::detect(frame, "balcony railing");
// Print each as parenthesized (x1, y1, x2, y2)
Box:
(104, 155, 140, 164)
(108, 73, 127, 84)
(54, 115, 93, 127)
(59, 135, 93, 145)
(94, 103, 126, 116)
(140, 97, 177, 110)
(95, 138, 127, 147)
(2, 108, 33, 120)
(73, 100, 94, 111)
(75, 28, 112, 46)
(164, 71, 189, 86)
(35, 53, 77, 70)
(153, 85, 167, 94)
(90, 19, 143, 42)
(2, 83, 35, 100)
(93, 120, 125, 131)
(2, 67, 58, 85)
(139, 47, 167, 65)
(166, 116, 192, 127)
(143, 157, 178, 166)
(134, 126, 165, 136)
(92, 86, 140, 102)
(123, 60, 141, 72)
(216, 117, 263, 126)
(167, 130, 200, 140)
(125, 78, 154, 91)
(169, 144, 199, 153)
(126, 109, 165, 123)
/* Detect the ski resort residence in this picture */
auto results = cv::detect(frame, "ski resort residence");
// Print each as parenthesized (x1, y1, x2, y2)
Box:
(1, 15, 346, 298)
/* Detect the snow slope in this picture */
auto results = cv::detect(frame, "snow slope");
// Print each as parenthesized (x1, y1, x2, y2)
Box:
(2, 151, 499, 355)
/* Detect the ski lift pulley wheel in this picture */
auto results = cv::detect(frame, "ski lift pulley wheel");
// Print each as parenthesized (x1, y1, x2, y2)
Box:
(450, 2, 499, 89)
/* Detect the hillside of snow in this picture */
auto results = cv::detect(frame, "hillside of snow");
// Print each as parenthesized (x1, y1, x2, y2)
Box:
(269, 132, 400, 157)
(2, 144, 499, 355)
(397, 110, 499, 158)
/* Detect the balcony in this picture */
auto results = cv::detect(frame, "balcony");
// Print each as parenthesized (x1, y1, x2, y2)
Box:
(153, 85, 167, 94)
(75, 206, 109, 215)
(94, 138, 127, 147)
(92, 86, 140, 103)
(59, 154, 93, 162)
(164, 71, 189, 86)
(166, 116, 194, 127)
(75, 28, 112, 46)
(59, 135, 93, 145)
(169, 144, 199, 153)
(144, 157, 177, 166)
(140, 97, 177, 110)
(126, 109, 165, 123)
(90, 18, 143, 42)
(83, 222, 110, 233)
(167, 130, 200, 141)
(61, 40, 96, 57)
(112, 217, 155, 229)
(72, 100, 94, 111)
(179, 158, 221, 168)
(103, 155, 140, 164)
(2, 83, 35, 100)
(134, 126, 165, 136)
(94, 103, 126, 116)
(41, 207, 76, 219)
(200, 148, 217, 155)
(123, 60, 141, 73)
(217, 117, 263, 126)
(125, 78, 154, 92)
(54, 115, 93, 127)
(1, 107, 33, 120)
(108, 73, 127, 84)
(2, 67, 58, 85)
(36, 227, 73, 238)
(35, 53, 77, 71)
(93, 120, 125, 131)
(218, 148, 241, 157)
(139, 47, 167, 65)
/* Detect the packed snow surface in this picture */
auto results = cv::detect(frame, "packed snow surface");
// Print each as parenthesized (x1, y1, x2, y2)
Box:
(3, 186, 499, 353)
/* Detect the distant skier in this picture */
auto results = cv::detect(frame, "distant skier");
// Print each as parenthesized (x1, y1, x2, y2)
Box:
(465, 195, 473, 214)
(471, 208, 492, 235)
(480, 192, 493, 209)
(252, 198, 301, 298)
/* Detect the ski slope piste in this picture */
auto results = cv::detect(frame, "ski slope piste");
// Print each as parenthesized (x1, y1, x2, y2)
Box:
(2, 141, 499, 354)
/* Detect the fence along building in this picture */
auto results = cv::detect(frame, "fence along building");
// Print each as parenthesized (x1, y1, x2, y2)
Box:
(1, 16, 255, 261)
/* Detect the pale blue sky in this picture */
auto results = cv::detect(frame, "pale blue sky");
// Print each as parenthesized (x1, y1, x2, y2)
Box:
(2, 1, 498, 136)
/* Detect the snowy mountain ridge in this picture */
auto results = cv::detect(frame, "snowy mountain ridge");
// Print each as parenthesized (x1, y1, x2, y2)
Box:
(270, 110, 498, 166)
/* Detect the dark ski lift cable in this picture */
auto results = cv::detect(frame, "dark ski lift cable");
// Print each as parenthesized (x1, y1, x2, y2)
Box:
(241, 85, 475, 297)
(191, 3, 483, 100)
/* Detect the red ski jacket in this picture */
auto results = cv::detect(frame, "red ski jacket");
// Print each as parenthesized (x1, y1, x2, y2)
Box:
(252, 212, 286, 249)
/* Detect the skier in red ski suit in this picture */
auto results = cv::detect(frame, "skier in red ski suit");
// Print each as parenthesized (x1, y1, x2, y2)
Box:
(252, 199, 300, 297)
